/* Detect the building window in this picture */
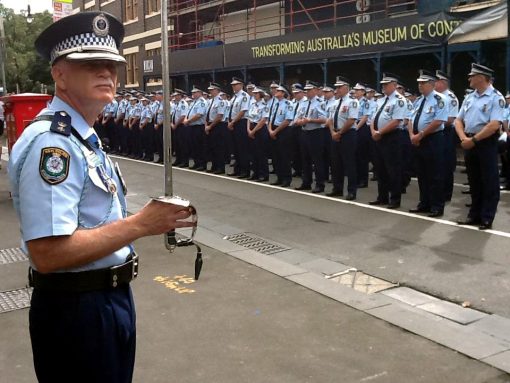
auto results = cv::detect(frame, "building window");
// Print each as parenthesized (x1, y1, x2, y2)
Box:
(125, 53, 139, 85)
(146, 0, 160, 14)
(124, 0, 138, 22)
(146, 47, 161, 57)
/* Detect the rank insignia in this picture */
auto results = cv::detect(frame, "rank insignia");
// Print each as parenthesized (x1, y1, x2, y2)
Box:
(438, 101, 444, 109)
(50, 111, 72, 136)
(398, 100, 405, 107)
(500, 99, 506, 108)
(39, 147, 70, 185)
(451, 100, 458, 107)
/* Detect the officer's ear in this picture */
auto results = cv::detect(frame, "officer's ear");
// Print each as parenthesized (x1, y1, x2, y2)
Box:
(51, 59, 69, 91)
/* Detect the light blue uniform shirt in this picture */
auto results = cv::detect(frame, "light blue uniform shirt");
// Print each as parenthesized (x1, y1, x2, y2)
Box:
(357, 97, 370, 121)
(457, 85, 505, 134)
(291, 96, 307, 126)
(374, 90, 407, 130)
(299, 96, 325, 131)
(229, 90, 250, 120)
(156, 102, 164, 125)
(268, 98, 293, 127)
(366, 98, 378, 125)
(222, 99, 231, 122)
(172, 99, 188, 124)
(8, 96, 130, 272)
(411, 91, 448, 133)
(321, 97, 336, 127)
(150, 100, 160, 117)
(117, 99, 128, 119)
(140, 104, 153, 124)
(442, 90, 459, 122)
(328, 95, 359, 130)
(206, 95, 227, 123)
(247, 99, 269, 124)
(186, 97, 207, 125)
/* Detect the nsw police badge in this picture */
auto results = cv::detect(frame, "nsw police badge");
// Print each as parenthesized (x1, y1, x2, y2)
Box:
(39, 147, 70, 185)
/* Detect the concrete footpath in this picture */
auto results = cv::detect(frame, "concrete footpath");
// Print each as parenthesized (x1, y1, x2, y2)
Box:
(0, 161, 510, 382)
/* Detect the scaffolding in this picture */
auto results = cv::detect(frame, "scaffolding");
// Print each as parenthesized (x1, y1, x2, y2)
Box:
(168, 0, 420, 51)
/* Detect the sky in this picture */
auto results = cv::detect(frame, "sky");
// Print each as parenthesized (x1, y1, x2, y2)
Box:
(0, 0, 54, 14)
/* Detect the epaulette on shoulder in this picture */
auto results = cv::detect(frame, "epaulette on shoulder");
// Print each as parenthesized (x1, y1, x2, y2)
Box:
(49, 111, 72, 136)
(433, 94, 442, 100)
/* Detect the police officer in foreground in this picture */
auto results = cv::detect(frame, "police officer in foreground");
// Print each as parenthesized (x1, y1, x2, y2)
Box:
(370, 73, 407, 209)
(8, 12, 194, 382)
(456, 63, 505, 230)
(408, 70, 448, 217)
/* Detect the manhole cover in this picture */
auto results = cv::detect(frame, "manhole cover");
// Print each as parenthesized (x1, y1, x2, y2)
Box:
(326, 269, 398, 294)
(224, 233, 290, 255)
(0, 288, 32, 313)
(0, 248, 28, 265)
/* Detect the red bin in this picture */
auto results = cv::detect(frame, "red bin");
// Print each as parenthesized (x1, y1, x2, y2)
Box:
(2, 93, 52, 153)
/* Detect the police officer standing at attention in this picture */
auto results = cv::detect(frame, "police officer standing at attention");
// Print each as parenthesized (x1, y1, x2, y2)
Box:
(370, 73, 407, 209)
(154, 90, 164, 163)
(246, 86, 270, 181)
(183, 86, 207, 170)
(435, 70, 459, 201)
(171, 89, 189, 167)
(8, 12, 194, 382)
(295, 81, 327, 193)
(290, 83, 306, 178)
(456, 63, 506, 230)
(353, 82, 371, 188)
(409, 70, 448, 217)
(139, 96, 154, 162)
(268, 84, 294, 187)
(327, 76, 359, 200)
(113, 92, 126, 154)
(205, 82, 227, 174)
(228, 77, 251, 178)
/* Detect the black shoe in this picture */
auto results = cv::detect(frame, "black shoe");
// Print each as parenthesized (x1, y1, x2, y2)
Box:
(457, 217, 481, 226)
(190, 165, 199, 170)
(213, 169, 225, 175)
(428, 210, 444, 218)
(326, 190, 343, 197)
(228, 172, 239, 177)
(269, 169, 276, 174)
(500, 185, 510, 191)
(311, 186, 324, 193)
(292, 171, 301, 177)
(387, 202, 400, 209)
(281, 181, 291, 187)
(178, 163, 189, 168)
(345, 193, 356, 201)
(479, 221, 492, 230)
(409, 207, 430, 213)
(465, 203, 472, 207)
(369, 200, 387, 206)
(270, 180, 282, 186)
(401, 188, 407, 194)
(238, 173, 249, 179)
(157, 159, 164, 164)
(257, 177, 269, 182)
(461, 190, 471, 195)
(370, 176, 377, 181)
(195, 166, 206, 171)
(295, 184, 312, 191)
(357, 183, 368, 188)
(248, 174, 258, 180)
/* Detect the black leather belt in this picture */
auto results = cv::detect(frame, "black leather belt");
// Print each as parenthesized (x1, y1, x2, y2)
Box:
(29, 253, 139, 293)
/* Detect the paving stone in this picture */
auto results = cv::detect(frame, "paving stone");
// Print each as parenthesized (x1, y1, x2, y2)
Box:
(381, 286, 440, 307)
(417, 300, 488, 325)
(367, 303, 510, 360)
(228, 249, 307, 277)
(298, 258, 352, 276)
(271, 248, 317, 265)
(194, 227, 245, 253)
(469, 315, 510, 343)
(286, 272, 393, 311)
(207, 223, 241, 236)
(482, 350, 510, 374)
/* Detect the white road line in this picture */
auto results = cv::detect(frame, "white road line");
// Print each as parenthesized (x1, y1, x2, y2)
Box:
(112, 155, 510, 239)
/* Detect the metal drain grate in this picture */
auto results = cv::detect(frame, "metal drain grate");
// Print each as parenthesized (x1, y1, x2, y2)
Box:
(325, 268, 398, 294)
(0, 288, 32, 313)
(224, 233, 290, 255)
(0, 248, 28, 265)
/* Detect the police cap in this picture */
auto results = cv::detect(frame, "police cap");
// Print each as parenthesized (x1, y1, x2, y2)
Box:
(35, 11, 125, 65)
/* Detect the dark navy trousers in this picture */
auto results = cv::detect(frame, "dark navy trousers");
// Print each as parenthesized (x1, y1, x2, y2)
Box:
(233, 118, 250, 175)
(373, 130, 402, 204)
(300, 129, 326, 188)
(331, 129, 358, 195)
(248, 123, 269, 178)
(443, 125, 457, 201)
(414, 131, 445, 212)
(464, 134, 500, 223)
(356, 123, 371, 185)
(207, 122, 227, 172)
(271, 126, 292, 183)
(30, 285, 136, 383)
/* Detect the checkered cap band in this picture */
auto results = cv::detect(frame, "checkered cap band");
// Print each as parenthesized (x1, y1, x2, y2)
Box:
(50, 33, 118, 63)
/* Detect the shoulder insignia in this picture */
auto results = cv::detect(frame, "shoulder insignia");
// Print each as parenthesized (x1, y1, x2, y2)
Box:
(351, 101, 357, 107)
(220, 101, 225, 107)
(407, 103, 413, 110)
(243, 96, 247, 102)
(398, 100, 405, 107)
(448, 92, 455, 98)
(451, 99, 458, 107)
(288, 105, 294, 112)
(499, 99, 506, 108)
(434, 94, 442, 100)
(438, 101, 445, 109)
(39, 147, 70, 185)
(49, 111, 72, 136)
(200, 102, 205, 107)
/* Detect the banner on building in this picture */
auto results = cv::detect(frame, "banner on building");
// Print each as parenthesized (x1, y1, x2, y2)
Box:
(53, 0, 73, 22)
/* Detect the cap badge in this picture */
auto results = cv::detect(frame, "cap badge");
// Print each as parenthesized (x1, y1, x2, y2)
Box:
(93, 14, 109, 37)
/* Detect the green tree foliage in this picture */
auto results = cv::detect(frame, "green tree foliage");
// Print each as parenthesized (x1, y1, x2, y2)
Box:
(0, 4, 53, 94)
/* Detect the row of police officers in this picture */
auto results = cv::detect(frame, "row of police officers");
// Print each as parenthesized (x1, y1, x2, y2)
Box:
(96, 62, 506, 230)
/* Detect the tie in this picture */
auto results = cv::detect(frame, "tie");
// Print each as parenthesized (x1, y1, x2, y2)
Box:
(413, 97, 426, 134)
(271, 101, 280, 127)
(268, 98, 276, 120)
(186, 100, 196, 119)
(172, 106, 176, 124)
(228, 95, 237, 121)
(333, 98, 343, 130)
(293, 100, 299, 120)
(373, 97, 389, 131)
(206, 99, 214, 123)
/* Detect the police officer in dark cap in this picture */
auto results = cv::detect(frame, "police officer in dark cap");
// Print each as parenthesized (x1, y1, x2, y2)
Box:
(456, 63, 506, 230)
(8, 12, 194, 382)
